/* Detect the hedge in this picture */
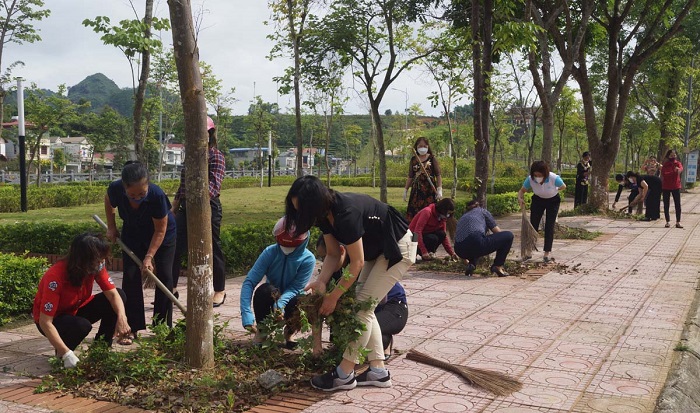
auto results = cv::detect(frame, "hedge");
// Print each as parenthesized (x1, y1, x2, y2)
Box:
(0, 253, 48, 325)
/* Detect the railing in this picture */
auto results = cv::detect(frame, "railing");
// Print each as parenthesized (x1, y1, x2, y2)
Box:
(0, 167, 373, 185)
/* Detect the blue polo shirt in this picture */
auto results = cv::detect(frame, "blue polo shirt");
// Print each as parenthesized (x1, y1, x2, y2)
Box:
(107, 180, 176, 245)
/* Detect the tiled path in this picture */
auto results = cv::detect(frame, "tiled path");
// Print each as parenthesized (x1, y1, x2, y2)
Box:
(1, 192, 699, 412)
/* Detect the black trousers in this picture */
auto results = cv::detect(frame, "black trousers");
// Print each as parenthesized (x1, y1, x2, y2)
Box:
(574, 182, 588, 207)
(252, 283, 299, 328)
(663, 189, 682, 222)
(530, 194, 560, 253)
(172, 197, 226, 292)
(122, 239, 176, 332)
(36, 289, 127, 350)
(643, 176, 662, 220)
(423, 230, 446, 254)
(454, 231, 514, 267)
(375, 301, 408, 350)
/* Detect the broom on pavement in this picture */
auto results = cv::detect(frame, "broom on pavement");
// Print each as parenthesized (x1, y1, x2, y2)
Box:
(406, 349, 522, 396)
(520, 206, 538, 260)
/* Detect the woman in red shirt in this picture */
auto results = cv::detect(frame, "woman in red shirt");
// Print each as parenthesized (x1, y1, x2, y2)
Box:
(33, 233, 130, 368)
(661, 149, 683, 228)
(408, 198, 458, 261)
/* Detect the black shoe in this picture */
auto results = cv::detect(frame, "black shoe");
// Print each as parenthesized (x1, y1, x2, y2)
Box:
(490, 265, 509, 277)
(383, 337, 394, 361)
(310, 369, 357, 391)
(464, 263, 476, 276)
(356, 369, 392, 388)
(641, 217, 652, 221)
(213, 292, 227, 308)
(285, 340, 299, 350)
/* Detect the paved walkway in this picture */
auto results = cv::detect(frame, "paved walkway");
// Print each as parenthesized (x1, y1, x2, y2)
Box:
(1, 193, 699, 412)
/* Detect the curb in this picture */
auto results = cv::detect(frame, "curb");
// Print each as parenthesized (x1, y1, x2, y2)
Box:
(655, 275, 700, 412)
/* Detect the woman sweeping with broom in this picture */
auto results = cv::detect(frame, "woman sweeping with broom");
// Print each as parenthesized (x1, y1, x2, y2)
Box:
(104, 161, 177, 344)
(285, 175, 414, 391)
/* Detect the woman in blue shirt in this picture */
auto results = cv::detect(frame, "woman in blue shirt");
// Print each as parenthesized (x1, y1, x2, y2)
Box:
(517, 161, 566, 263)
(104, 162, 177, 343)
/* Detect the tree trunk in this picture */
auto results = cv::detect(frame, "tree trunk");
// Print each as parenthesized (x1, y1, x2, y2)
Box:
(287, 0, 304, 178)
(540, 103, 554, 164)
(472, 0, 491, 208)
(134, 0, 154, 163)
(167, 0, 214, 369)
(370, 102, 388, 202)
(324, 98, 333, 186)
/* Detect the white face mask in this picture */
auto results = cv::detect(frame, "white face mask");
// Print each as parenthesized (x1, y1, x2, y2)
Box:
(417, 147, 429, 156)
(628, 178, 634, 183)
(280, 245, 296, 255)
(534, 177, 544, 184)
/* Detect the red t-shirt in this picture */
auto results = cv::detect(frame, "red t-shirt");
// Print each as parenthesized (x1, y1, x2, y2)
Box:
(32, 260, 116, 323)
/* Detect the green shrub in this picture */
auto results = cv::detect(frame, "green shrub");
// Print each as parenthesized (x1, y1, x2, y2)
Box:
(0, 253, 48, 325)
(0, 222, 108, 255)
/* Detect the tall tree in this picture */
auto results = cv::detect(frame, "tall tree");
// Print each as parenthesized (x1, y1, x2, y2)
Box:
(268, 0, 314, 177)
(83, 1, 170, 163)
(424, 24, 471, 198)
(315, 0, 436, 202)
(570, 0, 697, 208)
(167, 0, 214, 369)
(0, 0, 49, 127)
(526, 0, 594, 164)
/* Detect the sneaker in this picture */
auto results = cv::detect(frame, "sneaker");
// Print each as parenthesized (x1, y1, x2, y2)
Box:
(356, 369, 392, 388)
(310, 369, 356, 391)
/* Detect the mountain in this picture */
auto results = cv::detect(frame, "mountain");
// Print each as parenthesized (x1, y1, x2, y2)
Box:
(67, 73, 133, 116)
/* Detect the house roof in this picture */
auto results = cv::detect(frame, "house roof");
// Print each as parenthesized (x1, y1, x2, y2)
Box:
(61, 137, 89, 144)
(1, 120, 41, 130)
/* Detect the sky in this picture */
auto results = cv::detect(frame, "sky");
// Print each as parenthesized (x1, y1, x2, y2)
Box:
(4, 0, 442, 117)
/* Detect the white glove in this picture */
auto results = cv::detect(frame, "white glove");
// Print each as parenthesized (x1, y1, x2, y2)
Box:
(436, 187, 443, 199)
(403, 188, 408, 202)
(62, 350, 80, 368)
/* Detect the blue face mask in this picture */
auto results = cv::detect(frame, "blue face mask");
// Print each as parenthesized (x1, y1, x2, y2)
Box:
(128, 191, 148, 204)
(94, 260, 105, 273)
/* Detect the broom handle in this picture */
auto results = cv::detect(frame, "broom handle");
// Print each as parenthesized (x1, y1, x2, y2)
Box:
(93, 215, 187, 314)
(412, 148, 440, 200)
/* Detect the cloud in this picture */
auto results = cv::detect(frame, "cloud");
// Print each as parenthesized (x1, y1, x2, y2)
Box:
(3, 1, 442, 117)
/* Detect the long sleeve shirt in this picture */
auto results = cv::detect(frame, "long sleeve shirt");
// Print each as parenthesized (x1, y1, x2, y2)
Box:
(408, 203, 455, 256)
(174, 147, 226, 202)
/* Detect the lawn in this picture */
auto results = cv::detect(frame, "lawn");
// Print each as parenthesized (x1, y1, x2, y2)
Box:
(0, 185, 427, 226)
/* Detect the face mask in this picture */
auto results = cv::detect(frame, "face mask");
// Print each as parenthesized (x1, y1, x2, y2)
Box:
(280, 245, 296, 255)
(129, 191, 148, 204)
(628, 178, 634, 183)
(94, 260, 105, 273)
(417, 147, 429, 156)
(438, 213, 446, 220)
(534, 177, 544, 184)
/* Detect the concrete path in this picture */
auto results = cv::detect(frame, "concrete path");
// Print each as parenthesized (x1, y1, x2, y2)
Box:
(1, 192, 698, 412)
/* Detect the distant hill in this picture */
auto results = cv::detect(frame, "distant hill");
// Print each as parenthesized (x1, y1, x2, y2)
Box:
(67, 73, 134, 117)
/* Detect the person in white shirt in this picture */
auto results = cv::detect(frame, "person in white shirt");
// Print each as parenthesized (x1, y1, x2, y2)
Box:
(517, 161, 567, 263)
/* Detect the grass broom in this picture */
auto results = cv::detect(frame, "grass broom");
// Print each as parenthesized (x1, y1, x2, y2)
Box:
(406, 349, 523, 396)
(520, 207, 538, 260)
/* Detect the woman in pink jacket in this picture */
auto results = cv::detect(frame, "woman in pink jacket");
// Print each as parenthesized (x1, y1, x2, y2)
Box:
(661, 149, 683, 228)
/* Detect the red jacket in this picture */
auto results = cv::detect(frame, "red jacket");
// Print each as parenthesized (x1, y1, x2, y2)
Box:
(661, 159, 683, 190)
(408, 203, 455, 256)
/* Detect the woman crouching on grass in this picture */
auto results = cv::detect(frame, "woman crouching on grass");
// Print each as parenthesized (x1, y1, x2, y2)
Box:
(285, 176, 414, 391)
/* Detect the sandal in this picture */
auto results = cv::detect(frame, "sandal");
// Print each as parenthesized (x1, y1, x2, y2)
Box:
(543, 256, 554, 263)
(490, 265, 509, 277)
(676, 223, 683, 229)
(117, 333, 135, 346)
(665, 222, 670, 228)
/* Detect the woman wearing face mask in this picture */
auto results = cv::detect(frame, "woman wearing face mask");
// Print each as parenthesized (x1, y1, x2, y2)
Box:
(408, 198, 458, 261)
(661, 149, 683, 228)
(104, 161, 177, 344)
(404, 137, 442, 222)
(33, 233, 130, 368)
(239, 217, 315, 347)
(574, 151, 591, 208)
(517, 161, 566, 263)
(454, 200, 514, 276)
(623, 171, 649, 215)
(612, 173, 642, 215)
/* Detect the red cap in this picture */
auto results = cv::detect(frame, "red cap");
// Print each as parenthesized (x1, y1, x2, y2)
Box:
(273, 217, 307, 248)
(207, 116, 215, 131)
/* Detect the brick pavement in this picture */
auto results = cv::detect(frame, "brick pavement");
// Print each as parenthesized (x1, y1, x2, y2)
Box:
(1, 192, 698, 412)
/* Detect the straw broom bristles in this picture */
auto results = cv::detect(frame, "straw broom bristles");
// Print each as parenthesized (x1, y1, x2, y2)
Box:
(406, 349, 523, 396)
(520, 208, 538, 260)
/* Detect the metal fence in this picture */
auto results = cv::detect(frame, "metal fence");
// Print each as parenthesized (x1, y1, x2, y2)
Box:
(0, 167, 374, 185)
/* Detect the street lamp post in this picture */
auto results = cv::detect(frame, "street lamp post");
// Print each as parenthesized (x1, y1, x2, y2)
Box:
(392, 87, 409, 138)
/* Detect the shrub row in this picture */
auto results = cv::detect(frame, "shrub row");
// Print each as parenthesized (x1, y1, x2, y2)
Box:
(0, 253, 48, 325)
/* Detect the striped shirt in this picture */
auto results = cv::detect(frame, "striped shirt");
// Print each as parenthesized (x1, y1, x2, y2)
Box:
(455, 207, 497, 243)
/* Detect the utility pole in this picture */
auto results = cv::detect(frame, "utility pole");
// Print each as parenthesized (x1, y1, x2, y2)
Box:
(682, 57, 694, 190)
(16, 78, 27, 212)
(392, 87, 409, 141)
